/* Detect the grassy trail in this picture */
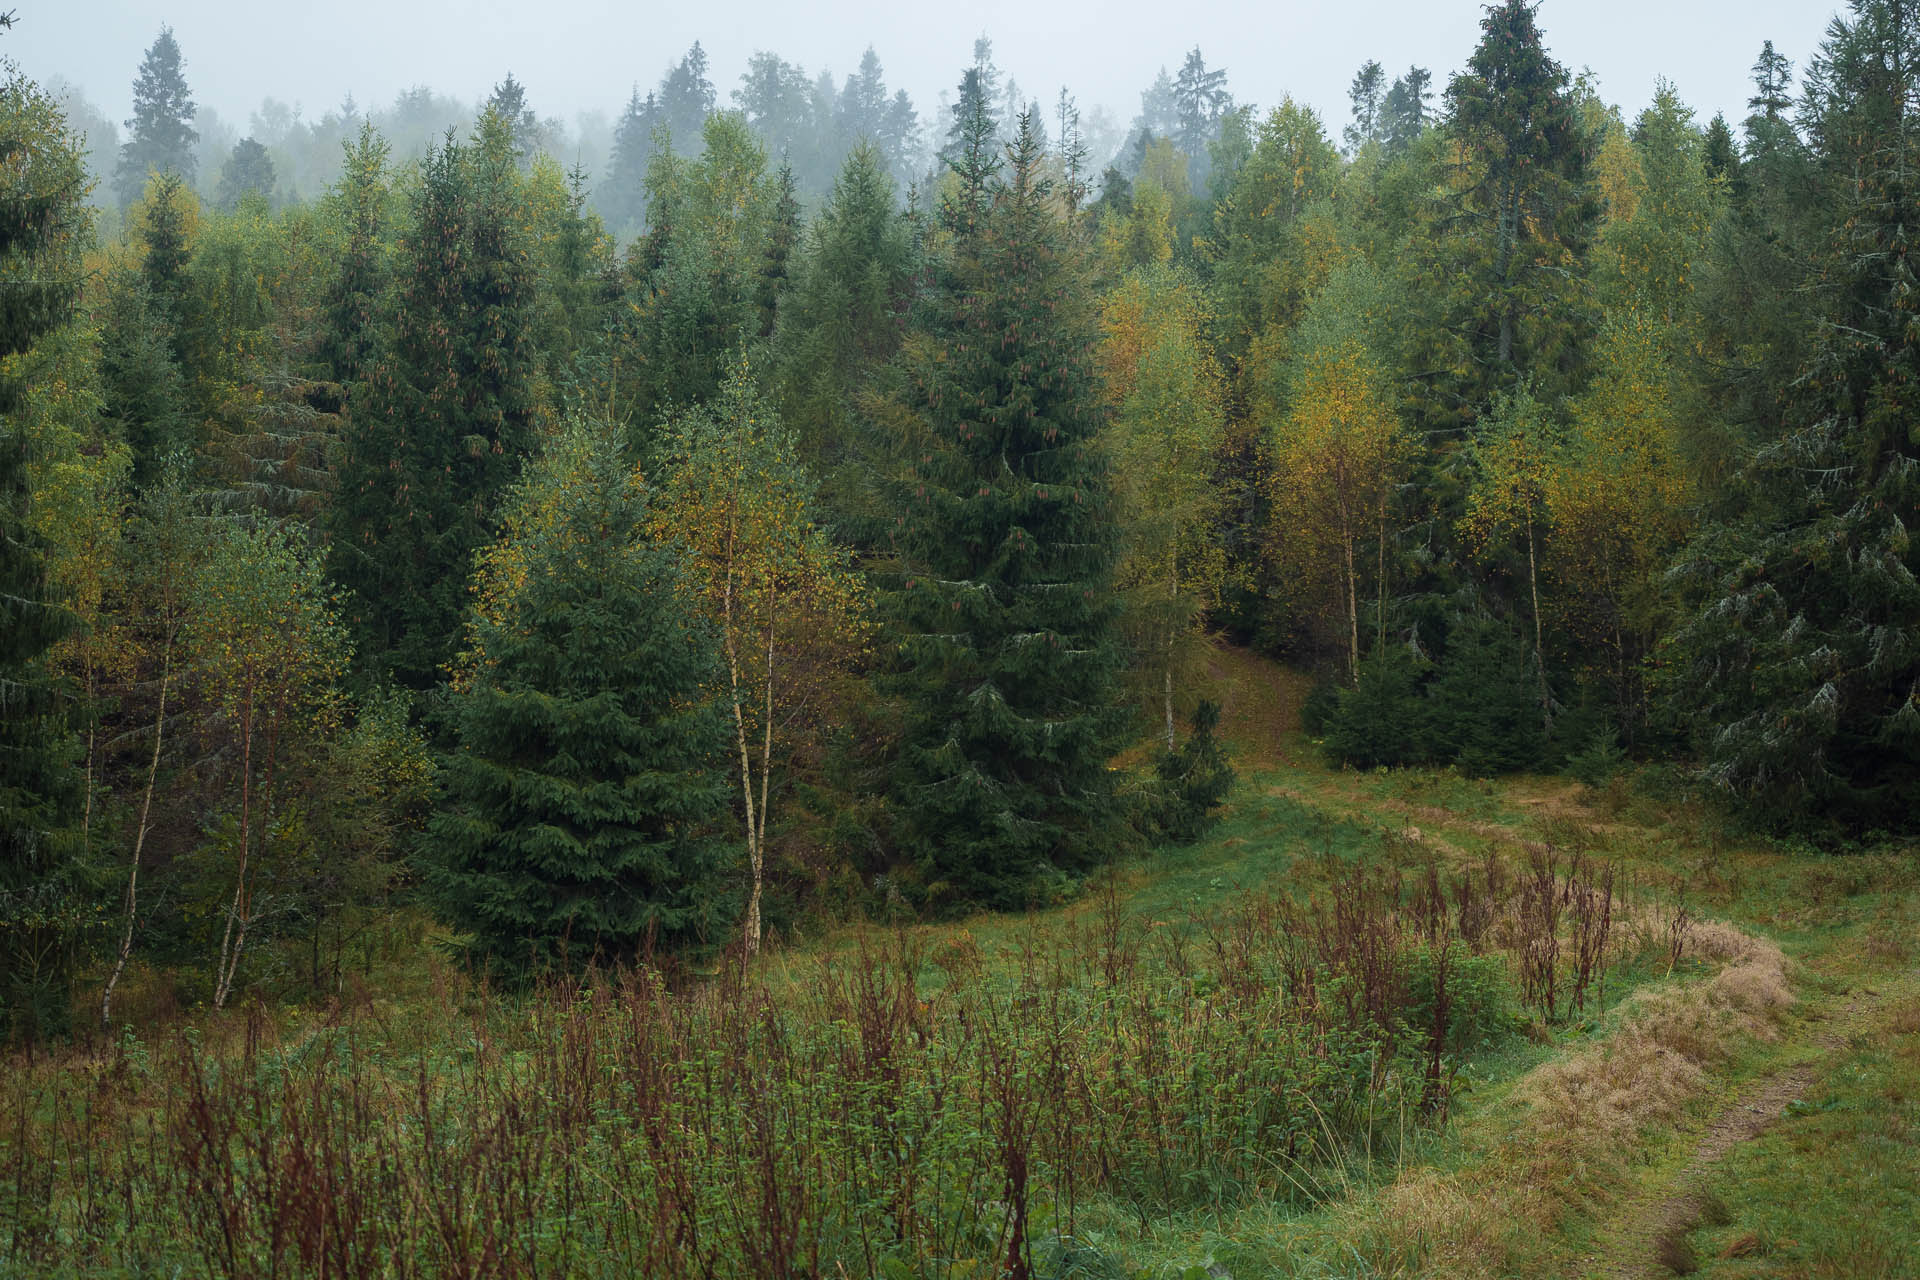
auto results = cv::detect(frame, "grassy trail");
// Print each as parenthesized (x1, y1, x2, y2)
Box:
(1103, 646, 1920, 1279)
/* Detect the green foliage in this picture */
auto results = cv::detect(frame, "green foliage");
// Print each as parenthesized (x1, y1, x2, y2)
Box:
(315, 122, 392, 388)
(422, 420, 734, 971)
(886, 114, 1128, 910)
(328, 113, 537, 690)
(1666, 0, 1920, 832)
(1426, 618, 1546, 776)
(618, 112, 771, 422)
(214, 138, 275, 210)
(112, 26, 197, 207)
(1323, 619, 1546, 776)
(1145, 700, 1235, 843)
(0, 64, 91, 1044)
(1566, 722, 1627, 789)
(1411, 0, 1595, 427)
(1323, 647, 1429, 769)
(774, 140, 914, 527)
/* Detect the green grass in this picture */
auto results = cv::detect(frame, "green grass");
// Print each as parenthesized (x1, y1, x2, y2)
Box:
(12, 650, 1919, 1279)
(1682, 995, 1920, 1278)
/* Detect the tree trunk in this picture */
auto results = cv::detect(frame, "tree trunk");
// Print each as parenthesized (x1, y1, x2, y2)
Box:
(102, 647, 170, 1030)
(1376, 494, 1389, 658)
(1339, 494, 1359, 685)
(1497, 179, 1519, 367)
(1164, 551, 1178, 750)
(720, 536, 764, 959)
(1527, 514, 1551, 733)
(751, 586, 778, 957)
(214, 694, 255, 1010)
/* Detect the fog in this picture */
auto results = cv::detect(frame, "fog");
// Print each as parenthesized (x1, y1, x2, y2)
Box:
(11, 0, 1838, 170)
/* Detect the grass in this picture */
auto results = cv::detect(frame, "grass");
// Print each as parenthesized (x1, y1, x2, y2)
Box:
(4, 644, 1916, 1278)
(1676, 1000, 1920, 1277)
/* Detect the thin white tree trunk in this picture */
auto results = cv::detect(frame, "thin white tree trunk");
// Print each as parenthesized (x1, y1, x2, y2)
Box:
(1527, 514, 1551, 733)
(749, 584, 778, 956)
(102, 646, 170, 1030)
(1339, 493, 1359, 686)
(1164, 550, 1178, 750)
(214, 696, 254, 1010)
(720, 533, 764, 959)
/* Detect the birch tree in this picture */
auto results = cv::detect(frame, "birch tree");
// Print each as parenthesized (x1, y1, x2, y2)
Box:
(187, 523, 347, 1007)
(654, 369, 867, 956)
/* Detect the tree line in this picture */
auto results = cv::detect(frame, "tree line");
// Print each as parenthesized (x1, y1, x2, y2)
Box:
(3, 0, 1914, 1041)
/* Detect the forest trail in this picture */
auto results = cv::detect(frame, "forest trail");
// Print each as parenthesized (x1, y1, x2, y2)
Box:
(1583, 967, 1920, 1279)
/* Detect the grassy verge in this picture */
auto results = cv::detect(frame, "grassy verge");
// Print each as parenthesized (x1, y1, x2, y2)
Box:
(4, 647, 1913, 1278)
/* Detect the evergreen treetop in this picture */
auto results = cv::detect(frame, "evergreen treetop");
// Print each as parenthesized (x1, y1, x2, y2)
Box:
(114, 27, 197, 207)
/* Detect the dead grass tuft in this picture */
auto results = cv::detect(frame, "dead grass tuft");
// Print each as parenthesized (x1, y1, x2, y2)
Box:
(1890, 997, 1920, 1038)
(1653, 1224, 1699, 1275)
(1318, 911, 1793, 1277)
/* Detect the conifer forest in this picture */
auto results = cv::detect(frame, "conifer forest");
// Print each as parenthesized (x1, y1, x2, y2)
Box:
(2, 3, 1918, 1276)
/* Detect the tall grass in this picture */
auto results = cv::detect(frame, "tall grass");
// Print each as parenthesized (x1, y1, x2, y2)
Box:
(1, 841, 1623, 1278)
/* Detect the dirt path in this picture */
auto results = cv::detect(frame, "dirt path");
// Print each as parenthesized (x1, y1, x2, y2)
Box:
(1585, 977, 1912, 1278)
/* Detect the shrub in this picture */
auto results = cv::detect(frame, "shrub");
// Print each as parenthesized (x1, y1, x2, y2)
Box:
(1323, 646, 1430, 768)
(1146, 700, 1236, 843)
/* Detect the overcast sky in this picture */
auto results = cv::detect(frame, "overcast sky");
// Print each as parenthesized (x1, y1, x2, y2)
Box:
(9, 0, 1840, 149)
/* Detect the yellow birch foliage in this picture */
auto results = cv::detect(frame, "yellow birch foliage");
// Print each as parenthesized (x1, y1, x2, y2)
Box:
(1097, 269, 1229, 727)
(1461, 384, 1559, 564)
(652, 372, 869, 738)
(1265, 262, 1410, 676)
(1545, 311, 1692, 658)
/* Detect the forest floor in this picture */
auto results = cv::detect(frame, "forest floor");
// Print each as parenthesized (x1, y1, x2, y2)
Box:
(1084, 644, 1920, 1279)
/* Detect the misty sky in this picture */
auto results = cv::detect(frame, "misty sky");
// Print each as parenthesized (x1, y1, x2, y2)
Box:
(10, 0, 1839, 153)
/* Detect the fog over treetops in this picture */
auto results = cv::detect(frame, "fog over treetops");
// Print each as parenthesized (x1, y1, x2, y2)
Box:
(16, 0, 1832, 214)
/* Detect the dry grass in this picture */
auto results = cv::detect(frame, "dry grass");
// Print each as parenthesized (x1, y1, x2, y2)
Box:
(1291, 911, 1794, 1278)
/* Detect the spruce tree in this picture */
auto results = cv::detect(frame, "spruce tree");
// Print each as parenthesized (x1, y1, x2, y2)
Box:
(97, 265, 190, 488)
(114, 27, 197, 207)
(603, 88, 658, 231)
(485, 72, 543, 162)
(422, 421, 733, 971)
(774, 139, 913, 515)
(1380, 65, 1433, 152)
(329, 117, 536, 690)
(1667, 0, 1920, 830)
(658, 43, 715, 155)
(0, 66, 88, 1041)
(214, 137, 274, 209)
(137, 172, 191, 308)
(1426, 0, 1595, 418)
(316, 122, 391, 389)
(1345, 60, 1387, 151)
(888, 111, 1126, 909)
(756, 160, 799, 339)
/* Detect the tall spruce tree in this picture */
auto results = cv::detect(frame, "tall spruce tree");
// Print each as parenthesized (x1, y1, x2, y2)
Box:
(603, 87, 658, 231)
(328, 115, 536, 690)
(659, 43, 716, 155)
(1667, 0, 1920, 830)
(317, 122, 391, 389)
(422, 420, 733, 971)
(1380, 65, 1434, 151)
(214, 136, 274, 209)
(888, 110, 1125, 909)
(114, 27, 197, 207)
(774, 139, 913, 513)
(1346, 60, 1387, 150)
(0, 64, 89, 1041)
(1437, 0, 1594, 405)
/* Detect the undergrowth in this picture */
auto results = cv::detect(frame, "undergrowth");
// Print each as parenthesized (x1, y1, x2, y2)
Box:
(0, 827, 1642, 1279)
